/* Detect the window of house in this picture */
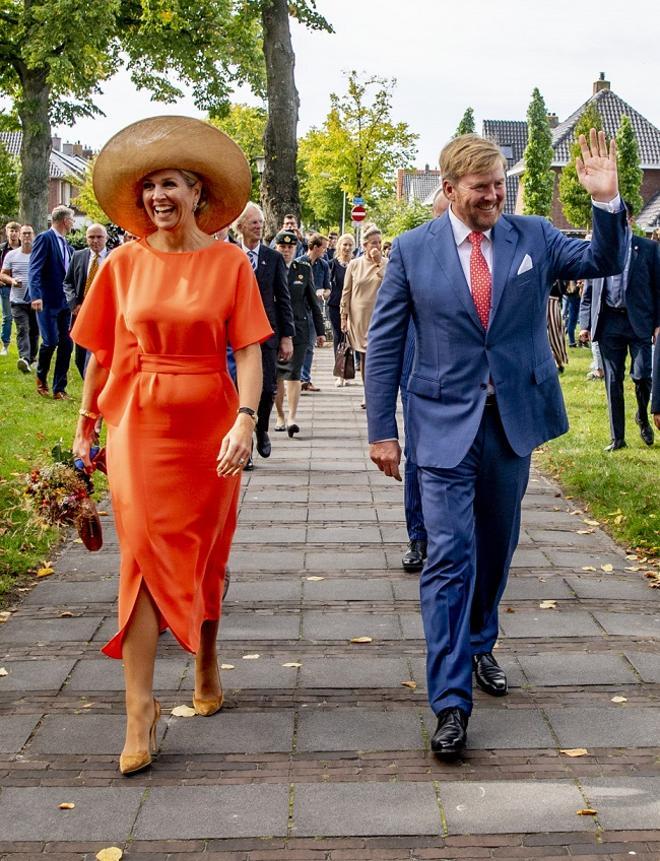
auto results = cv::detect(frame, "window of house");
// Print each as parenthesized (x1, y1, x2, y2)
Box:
(500, 145, 514, 160)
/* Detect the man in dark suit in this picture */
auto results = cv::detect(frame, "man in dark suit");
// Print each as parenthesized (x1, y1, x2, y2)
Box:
(235, 202, 295, 462)
(366, 130, 626, 759)
(28, 205, 75, 399)
(579, 202, 660, 449)
(63, 223, 109, 378)
(652, 340, 660, 430)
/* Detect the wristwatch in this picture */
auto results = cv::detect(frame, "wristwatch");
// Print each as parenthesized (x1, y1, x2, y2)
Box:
(237, 407, 257, 423)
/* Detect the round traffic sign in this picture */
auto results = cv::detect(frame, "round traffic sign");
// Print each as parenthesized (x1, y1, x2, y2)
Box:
(351, 204, 366, 222)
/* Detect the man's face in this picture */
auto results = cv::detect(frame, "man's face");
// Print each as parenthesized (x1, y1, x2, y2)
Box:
(328, 233, 338, 248)
(62, 215, 74, 234)
(276, 243, 296, 265)
(19, 227, 34, 251)
(309, 241, 327, 262)
(282, 216, 298, 231)
(6, 225, 20, 246)
(444, 164, 506, 232)
(86, 227, 107, 254)
(240, 207, 264, 246)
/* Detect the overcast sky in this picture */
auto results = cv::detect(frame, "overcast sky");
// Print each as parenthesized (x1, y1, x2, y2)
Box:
(59, 0, 660, 169)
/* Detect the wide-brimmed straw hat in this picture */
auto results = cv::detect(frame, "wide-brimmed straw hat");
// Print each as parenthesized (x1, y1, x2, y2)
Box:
(93, 116, 252, 236)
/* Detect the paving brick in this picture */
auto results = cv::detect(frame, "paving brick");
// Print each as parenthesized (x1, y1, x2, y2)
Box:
(235, 526, 306, 544)
(65, 657, 188, 691)
(305, 550, 388, 571)
(625, 651, 660, 683)
(299, 657, 412, 689)
(517, 652, 638, 686)
(0, 616, 104, 644)
(307, 526, 382, 544)
(563, 575, 652, 600)
(23, 578, 118, 605)
(296, 706, 425, 752)
(582, 777, 660, 829)
(229, 550, 306, 572)
(423, 707, 555, 749)
(134, 786, 289, 838)
(0, 658, 76, 692)
(219, 612, 301, 641)
(502, 576, 573, 600)
(293, 782, 442, 836)
(546, 707, 660, 748)
(224, 580, 302, 604)
(0, 714, 42, 753)
(302, 611, 400, 641)
(500, 610, 601, 638)
(30, 714, 146, 754)
(220, 657, 301, 689)
(302, 578, 393, 602)
(163, 709, 294, 754)
(440, 781, 594, 834)
(0, 787, 143, 841)
(592, 611, 660, 639)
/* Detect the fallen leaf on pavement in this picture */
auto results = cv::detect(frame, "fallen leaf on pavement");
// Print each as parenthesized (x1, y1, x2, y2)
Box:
(96, 850, 123, 861)
(401, 680, 417, 690)
(626, 554, 638, 561)
(36, 567, 54, 578)
(82, 702, 95, 709)
(577, 529, 594, 535)
(97, 510, 108, 516)
(576, 808, 597, 816)
(220, 663, 235, 670)
(0, 611, 10, 623)
(282, 662, 302, 668)
(625, 566, 640, 572)
(505, 607, 515, 613)
(583, 519, 600, 527)
(350, 637, 373, 644)
(171, 705, 196, 717)
(581, 566, 597, 572)
(59, 611, 78, 618)
(0, 668, 8, 677)
(600, 564, 614, 572)
(242, 654, 260, 660)
(539, 600, 557, 609)
(560, 748, 588, 757)
(73, 538, 83, 544)
(306, 576, 325, 581)
(611, 695, 628, 703)
(58, 802, 75, 810)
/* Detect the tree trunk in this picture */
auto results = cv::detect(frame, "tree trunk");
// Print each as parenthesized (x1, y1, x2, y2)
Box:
(261, 0, 300, 239)
(17, 68, 52, 233)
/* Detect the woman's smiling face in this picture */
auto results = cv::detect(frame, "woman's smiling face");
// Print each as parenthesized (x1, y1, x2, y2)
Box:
(141, 169, 200, 232)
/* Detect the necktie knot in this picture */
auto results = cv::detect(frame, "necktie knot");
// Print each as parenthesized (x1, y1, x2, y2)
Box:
(468, 231, 483, 248)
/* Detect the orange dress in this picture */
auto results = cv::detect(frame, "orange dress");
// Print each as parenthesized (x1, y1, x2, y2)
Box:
(71, 239, 272, 658)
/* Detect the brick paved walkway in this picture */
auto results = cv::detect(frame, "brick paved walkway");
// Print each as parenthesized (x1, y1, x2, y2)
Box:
(1, 346, 659, 859)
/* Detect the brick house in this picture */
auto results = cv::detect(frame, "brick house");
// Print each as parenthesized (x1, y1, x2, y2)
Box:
(396, 165, 442, 204)
(0, 132, 92, 221)
(507, 75, 660, 232)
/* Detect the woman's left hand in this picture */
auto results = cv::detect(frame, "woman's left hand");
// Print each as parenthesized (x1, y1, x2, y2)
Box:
(368, 247, 382, 265)
(316, 335, 326, 347)
(216, 415, 254, 477)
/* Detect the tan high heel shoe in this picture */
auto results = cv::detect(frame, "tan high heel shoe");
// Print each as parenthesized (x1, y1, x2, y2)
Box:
(193, 667, 224, 717)
(119, 698, 161, 775)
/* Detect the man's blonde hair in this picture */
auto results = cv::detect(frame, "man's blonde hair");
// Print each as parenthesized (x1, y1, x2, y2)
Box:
(440, 134, 507, 185)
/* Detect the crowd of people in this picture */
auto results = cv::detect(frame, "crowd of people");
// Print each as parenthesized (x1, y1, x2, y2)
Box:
(1, 118, 658, 771)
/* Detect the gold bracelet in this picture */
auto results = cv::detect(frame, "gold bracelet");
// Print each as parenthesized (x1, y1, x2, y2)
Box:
(79, 408, 100, 420)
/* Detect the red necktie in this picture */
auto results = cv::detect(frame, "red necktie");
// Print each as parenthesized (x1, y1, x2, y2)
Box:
(468, 231, 491, 329)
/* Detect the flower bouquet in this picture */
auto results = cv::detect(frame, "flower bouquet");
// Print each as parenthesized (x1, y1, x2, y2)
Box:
(25, 443, 105, 551)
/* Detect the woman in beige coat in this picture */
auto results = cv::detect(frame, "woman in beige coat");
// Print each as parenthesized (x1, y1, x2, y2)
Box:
(340, 224, 387, 407)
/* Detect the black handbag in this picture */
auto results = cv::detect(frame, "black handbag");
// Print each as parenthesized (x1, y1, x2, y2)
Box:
(333, 335, 355, 380)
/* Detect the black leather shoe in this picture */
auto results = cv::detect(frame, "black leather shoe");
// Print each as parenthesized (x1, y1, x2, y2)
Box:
(401, 539, 427, 572)
(243, 455, 254, 471)
(604, 439, 627, 452)
(636, 413, 654, 446)
(473, 652, 508, 697)
(430, 707, 468, 759)
(256, 430, 271, 458)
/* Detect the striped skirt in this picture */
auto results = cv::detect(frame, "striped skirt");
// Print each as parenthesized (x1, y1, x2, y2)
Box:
(547, 296, 568, 370)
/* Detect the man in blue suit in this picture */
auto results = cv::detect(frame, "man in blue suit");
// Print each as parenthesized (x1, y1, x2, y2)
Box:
(29, 205, 75, 399)
(579, 201, 660, 450)
(366, 131, 626, 758)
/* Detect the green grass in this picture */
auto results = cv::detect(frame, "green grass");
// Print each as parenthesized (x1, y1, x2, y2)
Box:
(535, 346, 659, 561)
(0, 340, 88, 601)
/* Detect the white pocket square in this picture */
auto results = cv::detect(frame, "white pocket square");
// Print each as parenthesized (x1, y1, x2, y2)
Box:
(517, 254, 533, 275)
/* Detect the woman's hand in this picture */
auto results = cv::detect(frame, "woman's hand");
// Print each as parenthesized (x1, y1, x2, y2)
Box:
(367, 246, 382, 265)
(216, 414, 254, 477)
(316, 335, 326, 347)
(72, 418, 98, 474)
(341, 316, 348, 333)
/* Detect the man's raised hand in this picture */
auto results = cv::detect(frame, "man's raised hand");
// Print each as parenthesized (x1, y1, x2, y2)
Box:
(576, 128, 618, 203)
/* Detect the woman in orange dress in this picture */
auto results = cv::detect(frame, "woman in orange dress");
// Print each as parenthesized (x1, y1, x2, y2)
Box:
(71, 117, 272, 775)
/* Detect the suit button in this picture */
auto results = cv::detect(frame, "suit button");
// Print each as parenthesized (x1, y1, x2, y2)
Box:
(480, 383, 487, 390)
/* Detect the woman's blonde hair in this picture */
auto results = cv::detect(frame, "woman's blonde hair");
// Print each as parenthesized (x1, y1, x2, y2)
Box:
(440, 134, 507, 185)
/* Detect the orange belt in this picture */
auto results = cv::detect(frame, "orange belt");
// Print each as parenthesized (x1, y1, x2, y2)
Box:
(136, 353, 224, 375)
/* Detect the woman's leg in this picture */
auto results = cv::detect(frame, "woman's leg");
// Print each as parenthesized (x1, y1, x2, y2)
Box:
(360, 351, 366, 407)
(195, 618, 221, 700)
(286, 380, 302, 424)
(275, 378, 286, 426)
(121, 584, 160, 756)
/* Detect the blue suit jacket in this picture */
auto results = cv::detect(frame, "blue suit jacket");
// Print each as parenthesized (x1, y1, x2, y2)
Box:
(28, 229, 73, 311)
(366, 206, 627, 469)
(579, 234, 660, 340)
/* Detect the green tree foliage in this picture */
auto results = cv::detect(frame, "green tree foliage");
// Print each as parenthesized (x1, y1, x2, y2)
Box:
(297, 71, 418, 227)
(209, 104, 268, 202)
(455, 107, 475, 136)
(0, 143, 19, 221)
(558, 102, 604, 230)
(616, 115, 643, 215)
(68, 158, 108, 225)
(521, 88, 554, 217)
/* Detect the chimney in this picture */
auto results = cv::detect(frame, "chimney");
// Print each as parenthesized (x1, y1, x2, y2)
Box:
(51, 135, 62, 151)
(72, 143, 83, 157)
(425, 163, 430, 172)
(593, 72, 610, 95)
(63, 142, 74, 155)
(547, 113, 559, 128)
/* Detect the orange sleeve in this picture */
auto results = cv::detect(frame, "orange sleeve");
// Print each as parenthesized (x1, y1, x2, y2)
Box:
(70, 259, 119, 370)
(227, 254, 274, 351)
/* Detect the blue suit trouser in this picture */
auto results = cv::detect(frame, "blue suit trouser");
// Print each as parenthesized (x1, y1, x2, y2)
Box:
(400, 387, 427, 543)
(301, 316, 315, 383)
(36, 306, 73, 394)
(418, 403, 531, 716)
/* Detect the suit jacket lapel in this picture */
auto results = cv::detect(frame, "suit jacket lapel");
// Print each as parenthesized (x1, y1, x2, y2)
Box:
(428, 216, 483, 331)
(490, 216, 518, 324)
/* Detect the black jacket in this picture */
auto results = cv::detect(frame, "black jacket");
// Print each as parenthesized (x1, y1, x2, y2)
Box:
(252, 243, 295, 348)
(287, 259, 325, 342)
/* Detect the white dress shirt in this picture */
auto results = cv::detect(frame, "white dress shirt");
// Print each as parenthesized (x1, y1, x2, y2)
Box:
(447, 205, 493, 287)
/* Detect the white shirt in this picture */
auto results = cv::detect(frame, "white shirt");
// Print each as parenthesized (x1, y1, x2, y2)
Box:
(447, 205, 493, 288)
